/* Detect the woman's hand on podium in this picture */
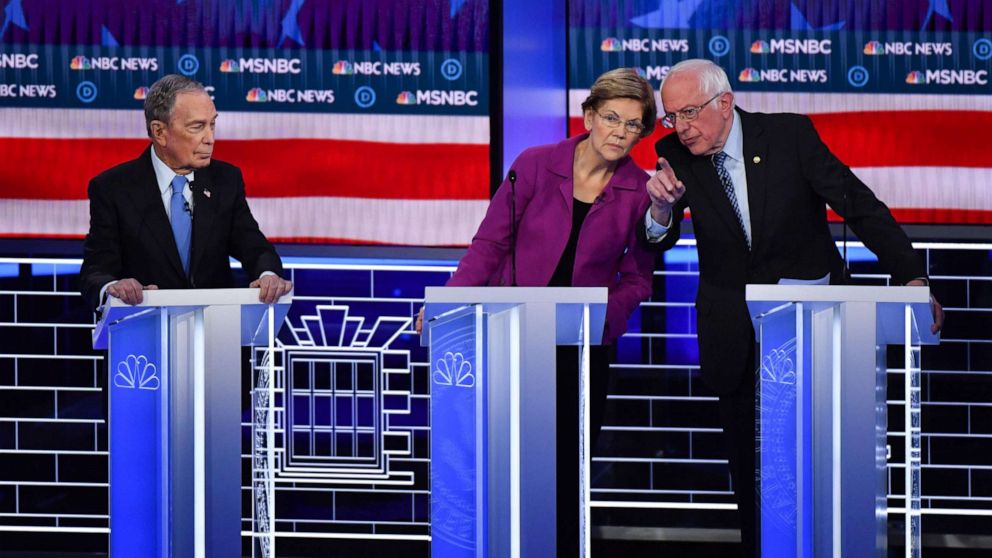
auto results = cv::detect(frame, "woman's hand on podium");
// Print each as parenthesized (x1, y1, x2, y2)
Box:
(415, 306, 425, 335)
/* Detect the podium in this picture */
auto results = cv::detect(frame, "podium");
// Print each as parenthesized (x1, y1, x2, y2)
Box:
(93, 289, 291, 558)
(746, 285, 938, 558)
(422, 287, 608, 558)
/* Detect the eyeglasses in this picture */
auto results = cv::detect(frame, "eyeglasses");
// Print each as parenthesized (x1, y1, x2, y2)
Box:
(596, 111, 646, 135)
(660, 92, 724, 128)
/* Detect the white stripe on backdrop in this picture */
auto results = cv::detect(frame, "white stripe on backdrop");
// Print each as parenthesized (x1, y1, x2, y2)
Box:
(0, 198, 489, 245)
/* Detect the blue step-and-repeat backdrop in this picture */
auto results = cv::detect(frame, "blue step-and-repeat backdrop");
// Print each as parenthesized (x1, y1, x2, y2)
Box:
(568, 0, 992, 225)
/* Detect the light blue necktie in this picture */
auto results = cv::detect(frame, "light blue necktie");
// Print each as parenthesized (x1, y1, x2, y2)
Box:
(712, 151, 750, 249)
(170, 175, 192, 274)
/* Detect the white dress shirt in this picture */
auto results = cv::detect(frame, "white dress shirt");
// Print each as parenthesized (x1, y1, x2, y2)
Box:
(150, 146, 194, 218)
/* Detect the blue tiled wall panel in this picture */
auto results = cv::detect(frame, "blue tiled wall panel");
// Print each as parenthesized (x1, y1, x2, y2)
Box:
(0, 241, 989, 548)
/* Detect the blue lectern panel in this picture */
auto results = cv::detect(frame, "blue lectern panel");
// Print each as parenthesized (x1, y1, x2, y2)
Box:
(431, 307, 486, 558)
(430, 307, 485, 558)
(757, 306, 812, 558)
(109, 310, 166, 558)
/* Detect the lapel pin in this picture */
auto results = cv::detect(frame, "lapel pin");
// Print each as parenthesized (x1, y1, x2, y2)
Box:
(753, 156, 761, 164)
(203, 189, 211, 199)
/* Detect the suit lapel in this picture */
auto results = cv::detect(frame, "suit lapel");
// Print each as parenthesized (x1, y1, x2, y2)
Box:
(549, 135, 577, 212)
(127, 147, 186, 279)
(189, 168, 216, 281)
(740, 110, 768, 253)
(689, 153, 748, 248)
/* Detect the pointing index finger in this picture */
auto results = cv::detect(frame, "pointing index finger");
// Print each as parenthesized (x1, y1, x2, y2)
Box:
(656, 157, 678, 183)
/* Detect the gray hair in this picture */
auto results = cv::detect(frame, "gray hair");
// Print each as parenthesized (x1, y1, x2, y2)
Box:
(144, 74, 207, 138)
(663, 59, 733, 98)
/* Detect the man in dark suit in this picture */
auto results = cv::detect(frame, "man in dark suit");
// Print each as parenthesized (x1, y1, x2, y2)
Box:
(80, 74, 292, 310)
(642, 59, 943, 558)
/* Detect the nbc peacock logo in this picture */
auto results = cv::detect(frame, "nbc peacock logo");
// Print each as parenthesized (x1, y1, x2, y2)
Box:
(395, 91, 417, 105)
(246, 88, 268, 102)
(219, 59, 241, 73)
(863, 41, 883, 55)
(905, 71, 925, 84)
(133, 86, 148, 100)
(738, 68, 762, 82)
(750, 40, 770, 54)
(600, 37, 623, 52)
(114, 354, 160, 391)
(332, 61, 354, 75)
(70, 56, 91, 70)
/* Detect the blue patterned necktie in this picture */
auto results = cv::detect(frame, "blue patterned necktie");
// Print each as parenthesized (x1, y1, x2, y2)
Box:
(170, 174, 192, 274)
(712, 151, 750, 249)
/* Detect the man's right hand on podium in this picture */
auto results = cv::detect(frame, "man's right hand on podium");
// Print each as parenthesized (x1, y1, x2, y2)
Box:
(106, 278, 158, 305)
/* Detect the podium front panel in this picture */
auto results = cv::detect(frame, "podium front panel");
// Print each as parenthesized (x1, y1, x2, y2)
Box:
(747, 287, 932, 558)
(430, 306, 486, 558)
(108, 309, 168, 558)
(756, 303, 814, 558)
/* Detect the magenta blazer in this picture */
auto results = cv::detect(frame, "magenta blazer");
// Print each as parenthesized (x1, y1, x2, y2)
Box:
(447, 133, 655, 344)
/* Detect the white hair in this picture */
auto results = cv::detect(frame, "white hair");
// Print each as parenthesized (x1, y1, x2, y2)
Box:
(663, 59, 733, 97)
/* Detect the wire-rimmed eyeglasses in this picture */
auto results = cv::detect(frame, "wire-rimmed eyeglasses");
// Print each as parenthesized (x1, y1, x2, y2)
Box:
(660, 92, 724, 129)
(597, 110, 646, 135)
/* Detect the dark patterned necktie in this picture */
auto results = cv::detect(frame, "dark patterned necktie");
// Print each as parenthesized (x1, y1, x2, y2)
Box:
(712, 151, 750, 249)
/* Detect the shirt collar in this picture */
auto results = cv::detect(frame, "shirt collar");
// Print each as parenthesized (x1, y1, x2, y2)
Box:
(150, 146, 195, 195)
(721, 109, 744, 163)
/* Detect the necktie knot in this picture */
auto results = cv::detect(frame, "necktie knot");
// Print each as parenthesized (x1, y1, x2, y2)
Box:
(171, 175, 187, 197)
(712, 151, 728, 168)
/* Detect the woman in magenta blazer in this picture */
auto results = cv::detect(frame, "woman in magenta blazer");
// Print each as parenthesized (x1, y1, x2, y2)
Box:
(424, 68, 658, 555)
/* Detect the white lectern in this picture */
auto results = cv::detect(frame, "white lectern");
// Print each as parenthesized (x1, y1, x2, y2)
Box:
(422, 287, 608, 558)
(746, 285, 938, 558)
(93, 288, 291, 558)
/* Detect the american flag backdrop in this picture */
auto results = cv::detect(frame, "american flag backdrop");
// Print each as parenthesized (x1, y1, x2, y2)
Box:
(569, 0, 992, 225)
(0, 0, 492, 245)
(1, 0, 990, 246)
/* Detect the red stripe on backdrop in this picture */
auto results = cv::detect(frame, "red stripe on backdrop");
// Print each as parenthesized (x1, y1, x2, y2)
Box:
(674, 208, 992, 225)
(0, 138, 490, 201)
(569, 110, 992, 171)
(832, 208, 992, 225)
